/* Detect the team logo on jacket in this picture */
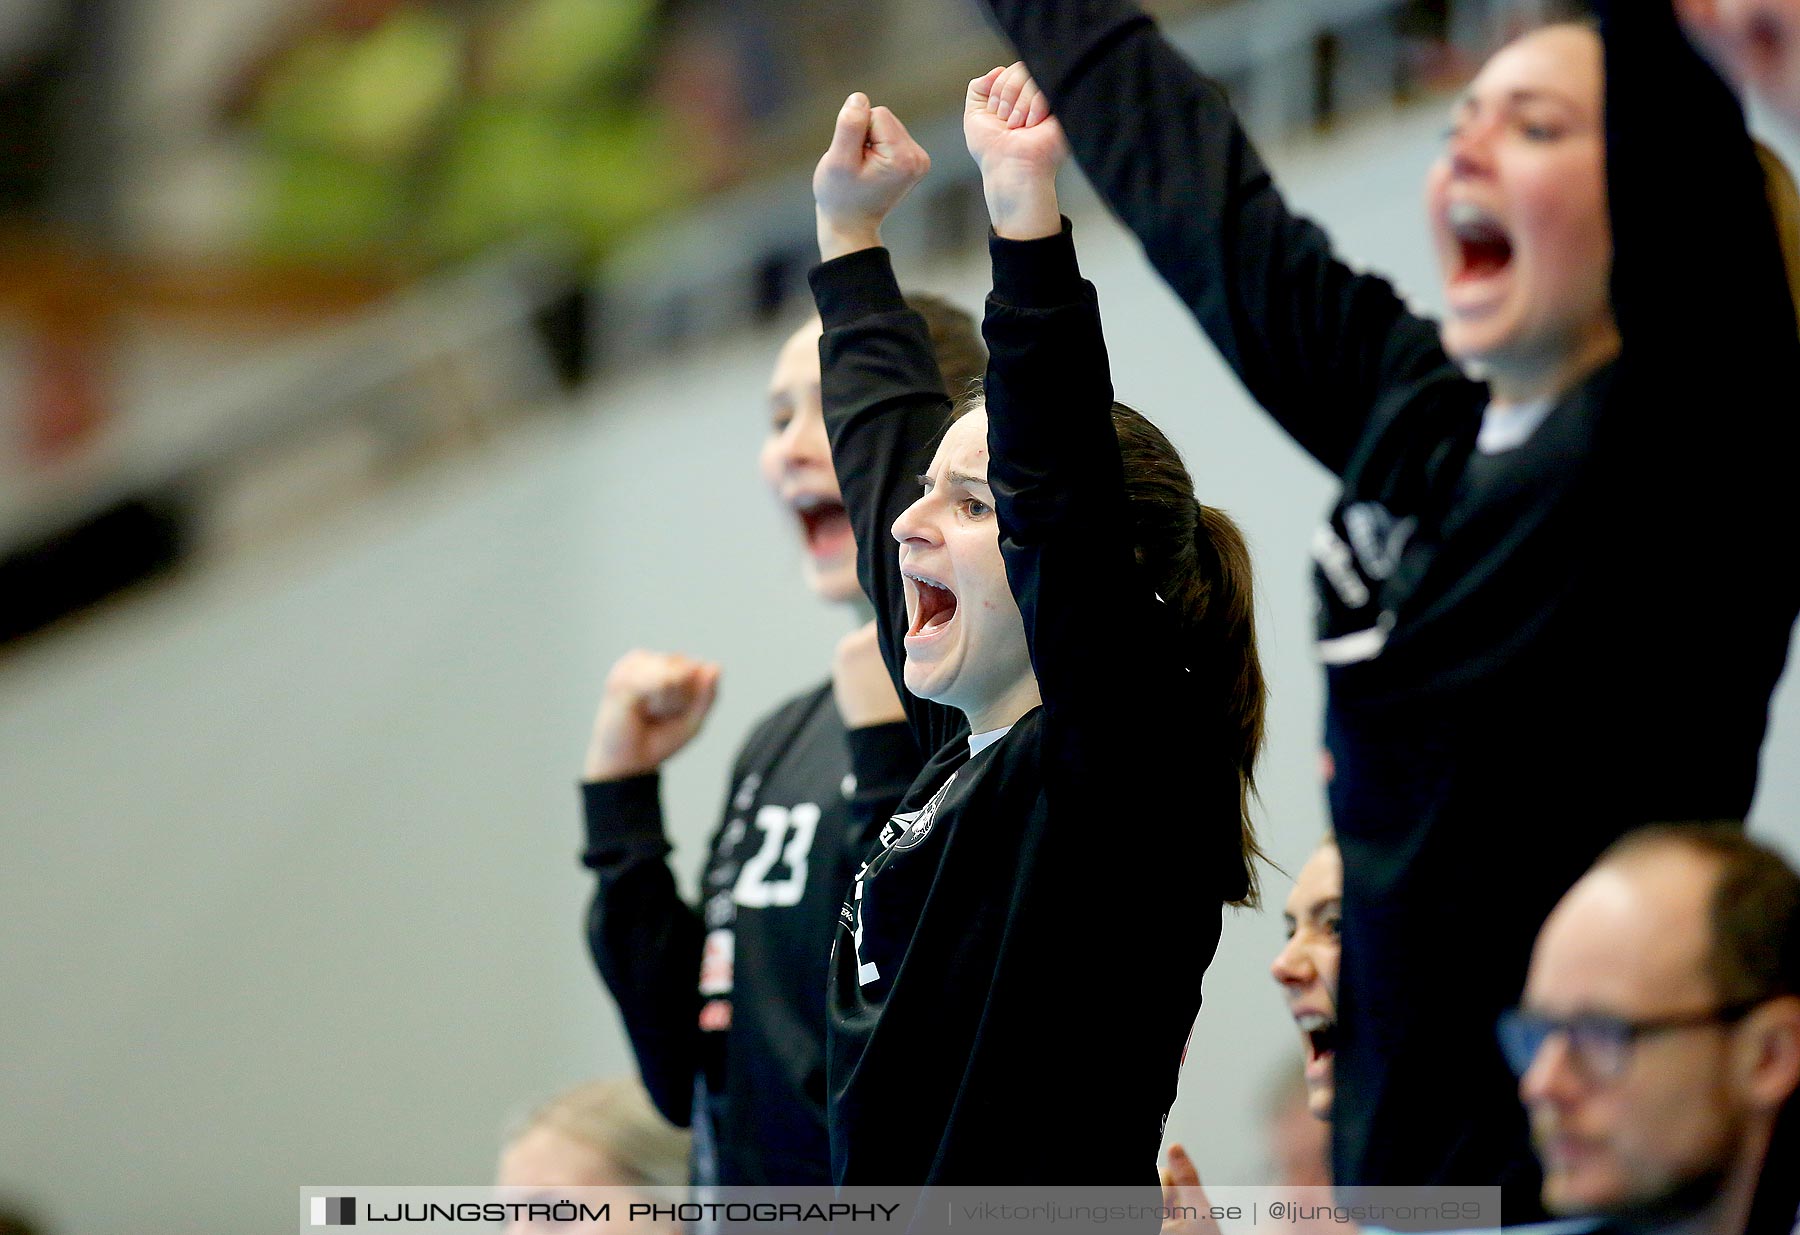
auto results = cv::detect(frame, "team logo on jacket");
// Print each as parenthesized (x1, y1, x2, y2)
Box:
(1312, 500, 1411, 667)
(847, 772, 962, 988)
(1342, 501, 1415, 581)
(885, 774, 957, 852)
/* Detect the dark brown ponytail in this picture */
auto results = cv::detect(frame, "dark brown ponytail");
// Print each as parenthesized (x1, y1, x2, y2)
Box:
(950, 391, 1270, 904)
(1111, 403, 1268, 908)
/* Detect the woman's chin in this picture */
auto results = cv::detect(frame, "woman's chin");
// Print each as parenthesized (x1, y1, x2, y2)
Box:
(1438, 320, 1501, 375)
(901, 657, 955, 710)
(803, 556, 862, 605)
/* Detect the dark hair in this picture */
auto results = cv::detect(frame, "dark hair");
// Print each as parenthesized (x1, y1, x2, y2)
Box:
(952, 389, 1268, 907)
(1601, 823, 1800, 1005)
(903, 292, 987, 403)
(1111, 403, 1268, 908)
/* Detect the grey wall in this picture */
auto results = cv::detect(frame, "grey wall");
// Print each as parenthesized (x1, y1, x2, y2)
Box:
(3, 99, 1796, 1233)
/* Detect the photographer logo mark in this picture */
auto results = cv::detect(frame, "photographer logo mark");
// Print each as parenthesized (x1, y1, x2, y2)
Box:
(311, 1197, 356, 1226)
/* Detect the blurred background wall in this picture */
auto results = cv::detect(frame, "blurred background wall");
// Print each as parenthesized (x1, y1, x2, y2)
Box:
(2, 0, 1796, 1231)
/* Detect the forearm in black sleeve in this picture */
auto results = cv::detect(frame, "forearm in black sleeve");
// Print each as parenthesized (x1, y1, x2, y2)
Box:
(984, 222, 1194, 778)
(812, 248, 969, 757)
(978, 0, 1452, 474)
(841, 721, 920, 861)
(580, 774, 704, 1127)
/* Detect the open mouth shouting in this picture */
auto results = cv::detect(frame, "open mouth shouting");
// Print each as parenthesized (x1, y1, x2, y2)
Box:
(902, 568, 959, 650)
(792, 492, 853, 562)
(1295, 1009, 1338, 1084)
(1445, 200, 1515, 313)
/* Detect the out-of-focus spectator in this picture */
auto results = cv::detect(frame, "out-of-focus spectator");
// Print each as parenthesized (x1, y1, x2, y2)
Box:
(1271, 837, 1342, 1124)
(1503, 824, 1800, 1235)
(223, 0, 710, 266)
(1158, 834, 1338, 1235)
(496, 1077, 689, 1235)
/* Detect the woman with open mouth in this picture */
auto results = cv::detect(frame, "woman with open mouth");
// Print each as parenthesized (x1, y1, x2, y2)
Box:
(1272, 835, 1344, 1128)
(578, 299, 983, 1187)
(974, 0, 1800, 1218)
(807, 76, 1267, 1187)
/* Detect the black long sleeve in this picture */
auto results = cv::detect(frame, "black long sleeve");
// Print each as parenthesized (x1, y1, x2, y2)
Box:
(985, 222, 1160, 753)
(816, 233, 1230, 1187)
(1584, 0, 1800, 810)
(813, 248, 971, 760)
(1599, 0, 1798, 387)
(978, 0, 1457, 476)
(581, 772, 708, 1128)
(581, 688, 923, 1186)
(983, 223, 1237, 867)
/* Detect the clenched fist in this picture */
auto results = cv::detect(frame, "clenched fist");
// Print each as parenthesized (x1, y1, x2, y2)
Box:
(965, 63, 1068, 241)
(813, 92, 932, 262)
(584, 650, 723, 782)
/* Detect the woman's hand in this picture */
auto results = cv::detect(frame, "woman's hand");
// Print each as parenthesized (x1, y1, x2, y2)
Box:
(1160, 1144, 1225, 1235)
(965, 63, 1069, 241)
(813, 92, 932, 261)
(583, 650, 722, 781)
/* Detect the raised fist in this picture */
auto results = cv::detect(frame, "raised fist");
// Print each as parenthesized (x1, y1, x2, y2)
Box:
(965, 63, 1069, 241)
(584, 650, 722, 781)
(813, 92, 932, 261)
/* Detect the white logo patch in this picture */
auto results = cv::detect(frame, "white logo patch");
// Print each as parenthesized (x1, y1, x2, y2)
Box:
(889, 773, 957, 852)
(1342, 502, 1415, 582)
(1312, 524, 1371, 609)
(848, 770, 961, 987)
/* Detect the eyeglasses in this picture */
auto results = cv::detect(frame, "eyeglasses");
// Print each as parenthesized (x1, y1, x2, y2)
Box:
(1496, 999, 1764, 1083)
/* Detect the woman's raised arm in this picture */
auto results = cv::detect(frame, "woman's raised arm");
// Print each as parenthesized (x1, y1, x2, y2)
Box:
(810, 95, 968, 756)
(975, 13, 1455, 475)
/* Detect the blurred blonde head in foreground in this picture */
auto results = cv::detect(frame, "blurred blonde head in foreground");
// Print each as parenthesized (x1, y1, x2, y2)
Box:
(496, 1077, 689, 1235)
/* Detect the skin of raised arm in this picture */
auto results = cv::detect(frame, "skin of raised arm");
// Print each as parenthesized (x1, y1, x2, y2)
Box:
(966, 63, 1068, 241)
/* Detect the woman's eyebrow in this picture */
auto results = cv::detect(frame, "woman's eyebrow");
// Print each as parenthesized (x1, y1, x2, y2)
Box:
(1503, 86, 1580, 111)
(947, 469, 990, 488)
(1454, 86, 1582, 118)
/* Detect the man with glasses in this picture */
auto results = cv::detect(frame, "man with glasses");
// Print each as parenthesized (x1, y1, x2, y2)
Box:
(1500, 823, 1800, 1235)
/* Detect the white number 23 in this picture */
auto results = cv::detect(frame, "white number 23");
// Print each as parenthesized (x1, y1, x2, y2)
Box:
(731, 803, 819, 908)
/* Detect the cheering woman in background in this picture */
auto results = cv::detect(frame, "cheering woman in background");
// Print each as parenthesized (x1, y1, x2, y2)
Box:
(974, 0, 1800, 1214)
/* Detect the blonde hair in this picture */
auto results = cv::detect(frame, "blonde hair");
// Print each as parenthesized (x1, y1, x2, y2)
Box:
(506, 1077, 690, 1189)
(1755, 141, 1800, 323)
